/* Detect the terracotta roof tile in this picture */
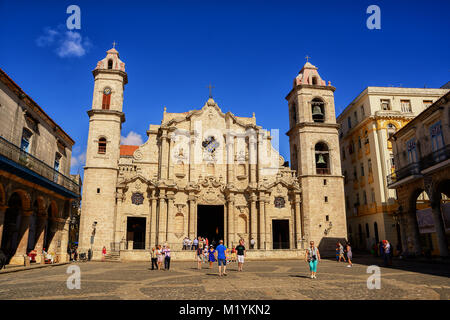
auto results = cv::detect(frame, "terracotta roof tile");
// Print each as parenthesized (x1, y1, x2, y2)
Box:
(120, 145, 139, 156)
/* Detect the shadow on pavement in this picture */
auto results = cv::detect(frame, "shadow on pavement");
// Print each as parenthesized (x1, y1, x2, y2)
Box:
(323, 253, 450, 278)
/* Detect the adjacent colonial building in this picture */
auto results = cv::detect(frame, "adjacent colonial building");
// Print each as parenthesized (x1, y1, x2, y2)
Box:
(0, 67, 80, 265)
(78, 49, 347, 260)
(388, 91, 450, 257)
(337, 87, 449, 252)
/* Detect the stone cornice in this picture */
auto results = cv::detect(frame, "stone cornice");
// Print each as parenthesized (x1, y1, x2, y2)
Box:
(286, 122, 340, 136)
(87, 109, 125, 123)
(285, 84, 336, 101)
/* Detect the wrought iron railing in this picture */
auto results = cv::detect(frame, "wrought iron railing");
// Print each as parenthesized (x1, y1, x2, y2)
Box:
(0, 135, 79, 194)
(387, 145, 450, 186)
(419, 145, 450, 171)
(316, 168, 331, 175)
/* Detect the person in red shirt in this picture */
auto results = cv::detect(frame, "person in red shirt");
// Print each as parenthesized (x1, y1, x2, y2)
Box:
(102, 246, 107, 261)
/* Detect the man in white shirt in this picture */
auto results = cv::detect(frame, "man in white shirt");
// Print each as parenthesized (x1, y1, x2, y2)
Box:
(193, 238, 199, 250)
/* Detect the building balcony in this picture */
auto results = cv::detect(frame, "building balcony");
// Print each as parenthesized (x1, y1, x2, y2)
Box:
(419, 145, 450, 173)
(359, 178, 366, 187)
(368, 172, 374, 184)
(0, 135, 80, 198)
(353, 179, 359, 190)
(387, 145, 450, 188)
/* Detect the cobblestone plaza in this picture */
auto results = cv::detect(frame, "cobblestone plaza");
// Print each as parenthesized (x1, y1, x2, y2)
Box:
(0, 256, 449, 300)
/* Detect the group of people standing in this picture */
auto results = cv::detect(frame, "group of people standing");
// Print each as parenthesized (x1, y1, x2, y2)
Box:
(150, 245, 171, 270)
(196, 238, 247, 274)
(335, 241, 353, 267)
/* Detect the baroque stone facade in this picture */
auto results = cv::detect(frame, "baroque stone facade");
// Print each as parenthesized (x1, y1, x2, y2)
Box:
(78, 49, 347, 259)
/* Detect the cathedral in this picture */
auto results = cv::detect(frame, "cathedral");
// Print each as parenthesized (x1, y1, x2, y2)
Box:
(78, 48, 347, 260)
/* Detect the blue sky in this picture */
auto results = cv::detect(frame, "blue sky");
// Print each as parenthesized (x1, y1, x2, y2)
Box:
(0, 0, 449, 177)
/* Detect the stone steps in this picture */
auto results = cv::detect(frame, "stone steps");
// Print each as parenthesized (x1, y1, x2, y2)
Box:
(104, 252, 121, 262)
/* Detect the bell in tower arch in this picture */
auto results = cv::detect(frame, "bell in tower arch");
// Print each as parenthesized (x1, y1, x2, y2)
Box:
(316, 153, 326, 165)
(311, 98, 325, 123)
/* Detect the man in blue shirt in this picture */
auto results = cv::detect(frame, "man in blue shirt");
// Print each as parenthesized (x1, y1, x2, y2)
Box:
(215, 240, 227, 276)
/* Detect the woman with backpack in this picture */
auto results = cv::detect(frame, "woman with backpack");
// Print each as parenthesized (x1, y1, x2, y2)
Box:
(305, 241, 321, 279)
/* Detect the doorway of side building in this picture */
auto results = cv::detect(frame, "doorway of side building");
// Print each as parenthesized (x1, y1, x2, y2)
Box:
(273, 219, 290, 249)
(197, 205, 224, 247)
(127, 217, 146, 250)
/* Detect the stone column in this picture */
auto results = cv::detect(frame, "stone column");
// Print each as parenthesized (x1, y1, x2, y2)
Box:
(168, 135, 174, 182)
(188, 196, 196, 240)
(0, 205, 7, 248)
(250, 195, 258, 249)
(15, 210, 32, 256)
(430, 200, 449, 257)
(248, 133, 257, 185)
(149, 193, 157, 248)
(114, 191, 125, 244)
(160, 132, 169, 180)
(407, 208, 422, 256)
(34, 214, 47, 264)
(294, 195, 302, 249)
(157, 191, 167, 245)
(189, 134, 196, 181)
(58, 219, 70, 262)
(225, 134, 234, 184)
(166, 192, 175, 244)
(399, 214, 408, 256)
(227, 195, 235, 248)
(258, 196, 266, 249)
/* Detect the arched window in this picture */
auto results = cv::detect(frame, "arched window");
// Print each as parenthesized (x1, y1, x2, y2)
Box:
(102, 87, 112, 110)
(312, 76, 318, 85)
(311, 98, 325, 122)
(315, 142, 330, 174)
(98, 137, 107, 154)
(107, 59, 113, 69)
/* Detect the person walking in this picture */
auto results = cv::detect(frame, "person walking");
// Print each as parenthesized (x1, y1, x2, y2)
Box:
(305, 241, 321, 279)
(338, 242, 346, 262)
(231, 246, 237, 263)
(215, 240, 227, 277)
(150, 247, 158, 270)
(156, 245, 163, 270)
(163, 245, 171, 270)
(102, 246, 107, 262)
(196, 245, 203, 269)
(236, 240, 246, 272)
(208, 245, 216, 269)
(250, 238, 255, 250)
(346, 243, 353, 267)
(383, 240, 392, 266)
(335, 243, 340, 262)
(202, 245, 208, 264)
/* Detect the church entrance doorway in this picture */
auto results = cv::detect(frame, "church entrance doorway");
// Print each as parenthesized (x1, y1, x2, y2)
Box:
(127, 217, 146, 250)
(272, 219, 290, 249)
(197, 205, 224, 247)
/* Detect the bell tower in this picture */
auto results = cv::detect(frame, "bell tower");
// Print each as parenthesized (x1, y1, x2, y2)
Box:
(79, 47, 127, 258)
(286, 60, 347, 250)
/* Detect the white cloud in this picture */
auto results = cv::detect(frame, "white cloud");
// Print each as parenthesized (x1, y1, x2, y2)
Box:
(36, 25, 92, 58)
(71, 151, 86, 168)
(121, 131, 144, 145)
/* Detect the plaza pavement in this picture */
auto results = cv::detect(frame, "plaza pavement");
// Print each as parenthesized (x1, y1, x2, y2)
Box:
(0, 255, 449, 300)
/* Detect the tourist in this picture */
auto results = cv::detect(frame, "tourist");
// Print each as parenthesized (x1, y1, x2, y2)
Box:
(383, 240, 392, 266)
(203, 246, 208, 263)
(150, 247, 157, 270)
(250, 238, 255, 249)
(163, 245, 171, 270)
(102, 246, 107, 261)
(193, 237, 198, 250)
(182, 237, 187, 250)
(335, 243, 340, 261)
(196, 245, 203, 269)
(236, 240, 246, 272)
(74, 247, 79, 261)
(187, 238, 192, 250)
(205, 238, 209, 248)
(305, 241, 321, 279)
(338, 242, 346, 262)
(215, 240, 227, 276)
(231, 246, 237, 263)
(156, 245, 163, 270)
(346, 243, 353, 267)
(208, 245, 216, 268)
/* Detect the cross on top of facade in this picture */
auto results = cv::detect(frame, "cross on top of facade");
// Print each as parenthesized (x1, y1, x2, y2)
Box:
(112, 41, 117, 49)
(305, 55, 311, 62)
(207, 83, 215, 98)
